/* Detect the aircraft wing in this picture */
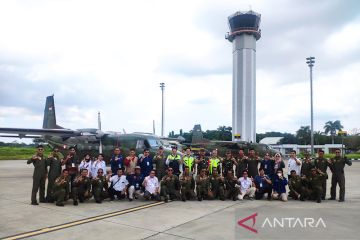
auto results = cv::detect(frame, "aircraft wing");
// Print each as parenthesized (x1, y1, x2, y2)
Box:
(0, 127, 82, 138)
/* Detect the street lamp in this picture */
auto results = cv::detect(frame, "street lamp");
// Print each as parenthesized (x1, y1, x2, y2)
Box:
(306, 56, 315, 156)
(159, 82, 165, 137)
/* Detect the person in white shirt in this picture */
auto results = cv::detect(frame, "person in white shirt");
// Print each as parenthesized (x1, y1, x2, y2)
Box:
(91, 154, 106, 178)
(288, 150, 301, 179)
(79, 154, 92, 177)
(109, 169, 128, 200)
(237, 170, 256, 200)
(143, 170, 160, 201)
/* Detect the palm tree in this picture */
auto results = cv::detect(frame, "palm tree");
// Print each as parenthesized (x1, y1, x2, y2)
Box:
(324, 120, 344, 144)
(296, 126, 311, 145)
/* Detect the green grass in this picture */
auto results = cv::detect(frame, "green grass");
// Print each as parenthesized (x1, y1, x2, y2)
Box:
(0, 146, 52, 160)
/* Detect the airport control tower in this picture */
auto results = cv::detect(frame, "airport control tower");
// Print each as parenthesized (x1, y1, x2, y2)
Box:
(226, 10, 261, 142)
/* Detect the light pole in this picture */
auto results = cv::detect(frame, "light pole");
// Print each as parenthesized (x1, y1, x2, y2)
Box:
(159, 82, 165, 137)
(306, 56, 315, 156)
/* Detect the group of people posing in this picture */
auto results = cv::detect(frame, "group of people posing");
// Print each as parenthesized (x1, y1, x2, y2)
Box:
(27, 144, 352, 206)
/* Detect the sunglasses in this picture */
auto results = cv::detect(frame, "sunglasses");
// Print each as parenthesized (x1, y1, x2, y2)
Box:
(38, 149, 44, 151)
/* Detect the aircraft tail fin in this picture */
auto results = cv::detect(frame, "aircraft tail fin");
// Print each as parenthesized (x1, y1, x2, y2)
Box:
(191, 124, 205, 144)
(42, 95, 63, 129)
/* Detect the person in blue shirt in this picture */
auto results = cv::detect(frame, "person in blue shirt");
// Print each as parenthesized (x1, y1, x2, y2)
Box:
(260, 153, 275, 180)
(110, 147, 123, 176)
(254, 168, 272, 200)
(272, 169, 288, 201)
(138, 149, 153, 177)
(127, 166, 145, 201)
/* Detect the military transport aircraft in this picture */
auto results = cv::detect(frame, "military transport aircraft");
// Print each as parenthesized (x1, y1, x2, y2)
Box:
(187, 124, 278, 157)
(0, 95, 174, 160)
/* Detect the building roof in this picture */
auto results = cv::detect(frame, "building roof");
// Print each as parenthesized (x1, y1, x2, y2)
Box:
(259, 137, 284, 145)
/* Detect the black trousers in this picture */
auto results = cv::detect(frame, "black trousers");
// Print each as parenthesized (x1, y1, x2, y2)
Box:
(331, 173, 345, 200)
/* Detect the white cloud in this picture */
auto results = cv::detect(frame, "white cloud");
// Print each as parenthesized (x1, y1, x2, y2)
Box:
(0, 0, 359, 143)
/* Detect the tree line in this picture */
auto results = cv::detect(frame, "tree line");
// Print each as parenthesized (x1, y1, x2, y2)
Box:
(168, 120, 360, 151)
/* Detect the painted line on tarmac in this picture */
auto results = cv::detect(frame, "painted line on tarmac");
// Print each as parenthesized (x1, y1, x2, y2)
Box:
(2, 201, 165, 240)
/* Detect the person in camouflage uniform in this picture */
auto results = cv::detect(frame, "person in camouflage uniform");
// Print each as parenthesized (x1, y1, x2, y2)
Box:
(314, 149, 328, 200)
(153, 146, 167, 180)
(288, 170, 306, 200)
(53, 169, 70, 206)
(327, 149, 352, 202)
(302, 167, 326, 203)
(222, 150, 237, 177)
(247, 149, 260, 178)
(208, 168, 225, 200)
(195, 169, 209, 201)
(27, 145, 47, 205)
(179, 166, 195, 201)
(161, 167, 181, 202)
(46, 148, 63, 203)
(224, 170, 240, 201)
(301, 152, 313, 178)
(92, 168, 109, 203)
(195, 149, 209, 175)
(72, 169, 92, 205)
(236, 149, 248, 178)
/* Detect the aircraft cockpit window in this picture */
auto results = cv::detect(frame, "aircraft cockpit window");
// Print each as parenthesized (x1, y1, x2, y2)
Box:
(147, 138, 160, 148)
(136, 140, 145, 149)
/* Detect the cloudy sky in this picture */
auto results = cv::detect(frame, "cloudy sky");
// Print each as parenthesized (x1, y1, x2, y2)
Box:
(0, 0, 359, 141)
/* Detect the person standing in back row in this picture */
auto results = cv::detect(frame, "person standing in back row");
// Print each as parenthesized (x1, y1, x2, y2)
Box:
(153, 146, 166, 180)
(287, 150, 301, 179)
(46, 148, 63, 203)
(247, 148, 260, 178)
(327, 149, 352, 202)
(27, 145, 47, 205)
(166, 146, 182, 177)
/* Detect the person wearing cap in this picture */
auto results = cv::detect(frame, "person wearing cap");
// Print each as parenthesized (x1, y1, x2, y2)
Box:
(153, 146, 166, 180)
(166, 146, 182, 177)
(195, 149, 209, 175)
(222, 150, 237, 177)
(208, 149, 221, 175)
(127, 166, 144, 201)
(27, 144, 47, 205)
(161, 167, 181, 202)
(138, 149, 153, 177)
(182, 147, 195, 175)
(46, 148, 63, 203)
